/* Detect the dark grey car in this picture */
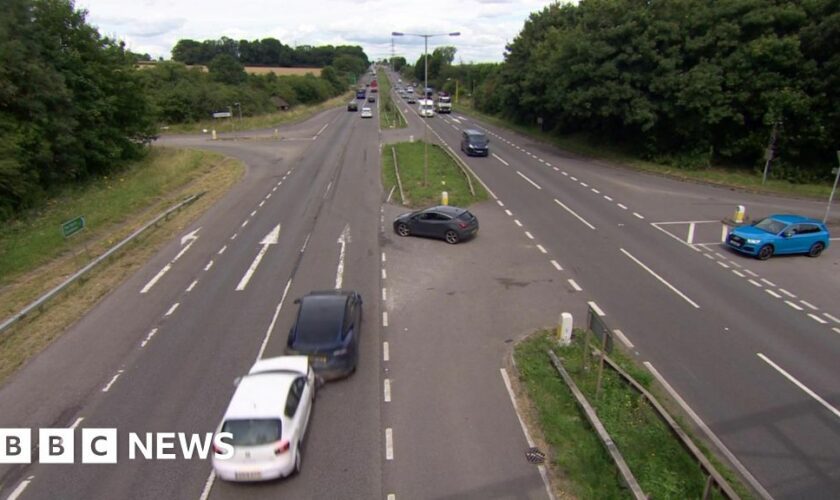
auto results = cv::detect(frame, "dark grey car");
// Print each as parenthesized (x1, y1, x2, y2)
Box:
(460, 129, 489, 156)
(393, 206, 479, 244)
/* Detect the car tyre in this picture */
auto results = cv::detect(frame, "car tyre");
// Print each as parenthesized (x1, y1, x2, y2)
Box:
(445, 230, 460, 245)
(757, 244, 774, 260)
(808, 242, 825, 257)
(396, 223, 410, 237)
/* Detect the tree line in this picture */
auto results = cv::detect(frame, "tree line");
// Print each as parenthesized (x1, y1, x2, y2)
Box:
(0, 1, 366, 218)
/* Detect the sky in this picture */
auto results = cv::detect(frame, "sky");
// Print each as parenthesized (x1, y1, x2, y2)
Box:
(75, 0, 559, 64)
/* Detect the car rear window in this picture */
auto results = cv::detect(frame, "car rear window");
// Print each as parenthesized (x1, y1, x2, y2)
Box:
(456, 211, 475, 221)
(222, 419, 281, 446)
(296, 297, 345, 345)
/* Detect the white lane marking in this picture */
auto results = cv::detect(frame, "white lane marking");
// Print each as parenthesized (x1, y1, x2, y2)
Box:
(728, 260, 742, 268)
(383, 312, 389, 327)
(617, 203, 628, 210)
(204, 260, 214, 271)
(633, 212, 645, 220)
(186, 280, 198, 292)
(613, 329, 634, 348)
(102, 370, 124, 392)
(717, 261, 730, 269)
(492, 153, 509, 166)
(686, 223, 696, 244)
(645, 362, 773, 498)
(198, 471, 216, 500)
(272, 186, 277, 192)
(568, 279, 582, 292)
(217, 245, 227, 255)
(621, 248, 700, 309)
(704, 253, 715, 260)
(721, 225, 728, 242)
(570, 176, 577, 181)
(591, 188, 600, 194)
(230, 233, 238, 240)
(516, 170, 542, 190)
(255, 279, 291, 360)
(538, 158, 545, 163)
(241, 220, 249, 228)
(524, 231, 534, 240)
(580, 182, 589, 187)
(501, 368, 556, 500)
(335, 225, 350, 289)
(382, 288, 387, 301)
(7, 475, 35, 500)
(165, 303, 180, 316)
(748, 279, 763, 288)
(250, 210, 257, 217)
(140, 328, 158, 348)
(141, 263, 172, 294)
(562, 171, 568, 176)
(650, 223, 701, 252)
(385, 428, 394, 460)
(588, 301, 606, 317)
(497, 200, 505, 207)
(259, 200, 265, 207)
(779, 288, 796, 298)
(70, 417, 85, 429)
(823, 313, 840, 324)
(514, 219, 523, 227)
(785, 300, 803, 311)
(384, 379, 392, 402)
(761, 278, 777, 287)
(550, 260, 562, 271)
(536, 244, 547, 254)
(765, 289, 782, 299)
(505, 209, 513, 216)
(808, 313, 827, 324)
(236, 224, 281, 291)
(744, 269, 758, 277)
(834, 327, 840, 335)
(300, 233, 311, 253)
(316, 123, 329, 136)
(553, 166, 559, 171)
(732, 270, 745, 278)
(383, 341, 390, 362)
(381, 252, 386, 263)
(382, 268, 387, 280)
(800, 300, 818, 311)
(554, 199, 596, 230)
(757, 353, 840, 419)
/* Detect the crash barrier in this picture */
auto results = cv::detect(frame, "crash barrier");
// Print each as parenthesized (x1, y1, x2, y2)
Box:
(391, 146, 407, 205)
(431, 132, 476, 197)
(0, 193, 204, 337)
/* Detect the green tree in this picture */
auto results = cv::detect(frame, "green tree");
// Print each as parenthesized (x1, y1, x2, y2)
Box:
(208, 53, 246, 85)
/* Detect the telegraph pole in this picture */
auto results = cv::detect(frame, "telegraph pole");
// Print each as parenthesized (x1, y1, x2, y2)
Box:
(761, 120, 781, 185)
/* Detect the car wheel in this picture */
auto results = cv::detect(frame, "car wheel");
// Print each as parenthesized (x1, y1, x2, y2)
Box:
(294, 443, 302, 475)
(808, 242, 825, 257)
(757, 244, 774, 260)
(445, 230, 460, 245)
(396, 223, 410, 237)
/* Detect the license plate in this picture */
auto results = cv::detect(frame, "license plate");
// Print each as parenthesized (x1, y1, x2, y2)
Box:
(235, 471, 261, 480)
(310, 356, 327, 364)
(730, 240, 741, 247)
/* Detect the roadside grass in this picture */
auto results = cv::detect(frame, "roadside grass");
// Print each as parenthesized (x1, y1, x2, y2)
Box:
(163, 92, 352, 135)
(454, 100, 834, 200)
(0, 148, 244, 384)
(514, 331, 746, 499)
(377, 69, 407, 129)
(382, 141, 487, 208)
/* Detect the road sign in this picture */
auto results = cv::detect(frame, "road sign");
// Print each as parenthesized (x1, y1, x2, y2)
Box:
(61, 216, 85, 238)
(212, 111, 232, 118)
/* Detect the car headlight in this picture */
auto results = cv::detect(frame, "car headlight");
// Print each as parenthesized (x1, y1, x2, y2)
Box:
(746, 239, 761, 244)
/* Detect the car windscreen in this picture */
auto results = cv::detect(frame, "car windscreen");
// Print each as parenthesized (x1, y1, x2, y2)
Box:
(754, 218, 786, 234)
(222, 419, 281, 446)
(468, 134, 488, 145)
(295, 298, 343, 345)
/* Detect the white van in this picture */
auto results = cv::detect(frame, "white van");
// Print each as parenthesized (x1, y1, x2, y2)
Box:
(418, 99, 435, 117)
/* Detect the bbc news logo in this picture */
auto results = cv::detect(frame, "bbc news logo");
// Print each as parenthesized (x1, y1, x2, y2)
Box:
(0, 429, 234, 464)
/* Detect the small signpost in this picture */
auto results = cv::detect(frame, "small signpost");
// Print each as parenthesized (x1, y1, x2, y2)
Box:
(61, 216, 85, 238)
(212, 111, 232, 118)
(824, 151, 840, 223)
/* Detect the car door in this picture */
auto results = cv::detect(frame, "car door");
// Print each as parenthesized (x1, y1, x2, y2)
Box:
(285, 377, 306, 441)
(409, 212, 435, 236)
(774, 224, 798, 254)
(343, 298, 359, 360)
(789, 223, 821, 253)
(428, 212, 453, 238)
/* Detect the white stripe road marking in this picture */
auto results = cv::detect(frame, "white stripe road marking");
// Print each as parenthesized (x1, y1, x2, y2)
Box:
(241, 220, 249, 228)
(382, 288, 387, 301)
(553, 166, 559, 171)
(259, 200, 265, 207)
(800, 300, 818, 311)
(255, 279, 291, 361)
(236, 224, 281, 291)
(539, 158, 545, 163)
(591, 188, 600, 194)
(761, 278, 777, 287)
(536, 244, 547, 254)
(218, 245, 227, 255)
(384, 379, 391, 402)
(102, 370, 124, 392)
(570, 176, 577, 181)
(617, 203, 628, 210)
(165, 303, 180, 316)
(744, 269, 758, 277)
(383, 312, 389, 327)
(808, 313, 828, 324)
(505, 209, 512, 216)
(728, 260, 742, 268)
(732, 270, 745, 277)
(141, 264, 172, 294)
(588, 301, 606, 317)
(554, 199, 596, 230)
(568, 279, 582, 292)
(779, 288, 796, 298)
(613, 329, 634, 348)
(230, 233, 237, 240)
(198, 471, 216, 500)
(524, 231, 534, 240)
(70, 417, 85, 429)
(516, 170, 542, 190)
(546, 161, 552, 166)
(497, 200, 505, 207)
(704, 253, 715, 260)
(562, 171, 568, 176)
(765, 289, 782, 299)
(580, 182, 588, 187)
(385, 428, 394, 460)
(687, 223, 696, 244)
(186, 280, 198, 292)
(823, 313, 840, 324)
(748, 279, 763, 287)
(758, 353, 840, 420)
(140, 328, 158, 348)
(250, 210, 257, 217)
(492, 153, 509, 166)
(550, 260, 562, 271)
(204, 260, 214, 271)
(382, 268, 387, 280)
(383, 341, 390, 361)
(633, 212, 645, 220)
(785, 300, 803, 311)
(381, 252, 386, 263)
(335, 225, 349, 289)
(621, 248, 700, 309)
(514, 219, 522, 227)
(717, 261, 730, 269)
(7, 476, 35, 500)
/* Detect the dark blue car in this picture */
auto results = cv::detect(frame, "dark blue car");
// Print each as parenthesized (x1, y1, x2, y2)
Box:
(726, 214, 830, 260)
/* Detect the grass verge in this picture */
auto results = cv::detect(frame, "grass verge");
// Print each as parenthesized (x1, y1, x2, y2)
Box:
(0, 147, 244, 384)
(162, 92, 353, 135)
(514, 331, 748, 499)
(377, 69, 407, 130)
(381, 141, 487, 208)
(455, 100, 834, 200)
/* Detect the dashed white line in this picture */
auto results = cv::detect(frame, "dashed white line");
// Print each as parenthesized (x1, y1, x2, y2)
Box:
(241, 220, 249, 228)
(382, 288, 387, 301)
(385, 428, 394, 460)
(704, 253, 715, 260)
(524, 231, 534, 240)
(7, 475, 34, 500)
(765, 289, 782, 299)
(259, 200, 265, 207)
(516, 170, 542, 190)
(496, 200, 505, 207)
(633, 212, 645, 220)
(561, 171, 568, 176)
(536, 244, 547, 254)
(140, 328, 158, 348)
(384, 379, 392, 402)
(757, 353, 840, 419)
(603, 195, 613, 201)
(550, 260, 562, 271)
(546, 162, 552, 167)
(272, 186, 277, 192)
(588, 301, 606, 317)
(580, 182, 589, 188)
(717, 261, 730, 269)
(102, 370, 124, 392)
(808, 313, 827, 324)
(570, 176, 577, 181)
(591, 188, 600, 194)
(834, 327, 840, 335)
(186, 280, 198, 292)
(617, 203, 628, 210)
(568, 279, 582, 292)
(266, 193, 272, 199)
(204, 260, 214, 271)
(514, 219, 523, 227)
(70, 417, 85, 429)
(492, 153, 509, 166)
(621, 248, 700, 309)
(250, 210, 257, 217)
(800, 300, 818, 311)
(732, 270, 745, 277)
(383, 341, 390, 361)
(779, 288, 796, 298)
(552, 166, 559, 171)
(217, 245, 227, 255)
(165, 303, 180, 316)
(230, 233, 238, 240)
(761, 278, 777, 287)
(613, 329, 634, 348)
(748, 279, 763, 288)
(785, 300, 803, 311)
(744, 269, 758, 277)
(505, 209, 513, 216)
(382, 312, 389, 327)
(381, 252, 386, 263)
(823, 313, 840, 324)
(554, 199, 596, 230)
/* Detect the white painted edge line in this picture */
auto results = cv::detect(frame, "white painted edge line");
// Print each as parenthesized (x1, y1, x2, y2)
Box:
(382, 288, 387, 301)
(382, 312, 389, 327)
(102, 370, 124, 392)
(649, 222, 701, 252)
(165, 303, 180, 316)
(644, 361, 773, 499)
(568, 279, 582, 292)
(761, 278, 777, 287)
(497, 200, 505, 207)
(385, 428, 394, 460)
(218, 245, 227, 255)
(732, 270, 745, 278)
(603, 195, 613, 201)
(748, 279, 763, 288)
(505, 209, 513, 216)
(500, 368, 556, 500)
(823, 313, 840, 324)
(778, 288, 796, 298)
(633, 212, 645, 220)
(554, 199, 596, 230)
(765, 289, 782, 299)
(612, 329, 634, 348)
(784, 300, 803, 311)
(516, 170, 542, 190)
(550, 260, 562, 271)
(186, 280, 198, 292)
(757, 353, 840, 419)
(514, 219, 523, 227)
(799, 300, 818, 311)
(536, 244, 547, 254)
(255, 279, 291, 361)
(621, 248, 700, 309)
(140, 263, 172, 294)
(717, 261, 730, 269)
(808, 313, 827, 324)
(524, 231, 534, 240)
(382, 268, 387, 280)
(198, 470, 216, 500)
(617, 203, 628, 210)
(383, 341, 390, 362)
(7, 475, 35, 500)
(744, 269, 759, 277)
(492, 153, 509, 166)
(588, 301, 606, 317)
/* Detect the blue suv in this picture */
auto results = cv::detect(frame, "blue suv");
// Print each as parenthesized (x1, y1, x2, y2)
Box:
(726, 214, 830, 260)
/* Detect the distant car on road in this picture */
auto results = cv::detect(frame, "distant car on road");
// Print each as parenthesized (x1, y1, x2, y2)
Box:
(368, 95, 376, 103)
(407, 95, 416, 104)
(286, 290, 363, 379)
(393, 206, 479, 244)
(347, 101, 358, 112)
(213, 356, 317, 482)
(726, 214, 830, 260)
(460, 129, 489, 156)
(360, 107, 373, 118)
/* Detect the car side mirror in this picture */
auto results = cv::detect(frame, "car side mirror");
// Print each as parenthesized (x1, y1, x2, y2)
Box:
(782, 231, 793, 238)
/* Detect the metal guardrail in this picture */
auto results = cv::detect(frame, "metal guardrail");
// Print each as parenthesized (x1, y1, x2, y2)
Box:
(0, 193, 203, 336)
(433, 135, 477, 197)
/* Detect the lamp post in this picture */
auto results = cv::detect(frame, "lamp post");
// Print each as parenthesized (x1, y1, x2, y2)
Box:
(392, 31, 460, 186)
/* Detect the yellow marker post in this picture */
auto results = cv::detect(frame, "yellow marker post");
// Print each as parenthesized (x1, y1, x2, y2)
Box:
(733, 205, 746, 223)
(441, 191, 449, 206)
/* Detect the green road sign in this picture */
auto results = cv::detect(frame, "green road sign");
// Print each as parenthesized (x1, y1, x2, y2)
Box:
(61, 216, 85, 238)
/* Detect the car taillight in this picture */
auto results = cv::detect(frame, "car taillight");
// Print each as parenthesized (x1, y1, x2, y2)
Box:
(458, 222, 470, 229)
(275, 440, 290, 455)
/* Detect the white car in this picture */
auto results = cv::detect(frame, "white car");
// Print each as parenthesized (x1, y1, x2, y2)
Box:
(213, 356, 317, 482)
(361, 107, 373, 118)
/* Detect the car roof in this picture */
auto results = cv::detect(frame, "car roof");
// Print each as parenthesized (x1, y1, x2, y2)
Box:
(768, 214, 823, 224)
(463, 129, 485, 137)
(424, 205, 466, 216)
(225, 358, 306, 419)
(249, 355, 309, 376)
(295, 292, 352, 344)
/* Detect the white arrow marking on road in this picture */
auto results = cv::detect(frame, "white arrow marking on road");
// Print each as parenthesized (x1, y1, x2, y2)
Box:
(236, 224, 281, 291)
(335, 224, 351, 289)
(141, 227, 201, 294)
